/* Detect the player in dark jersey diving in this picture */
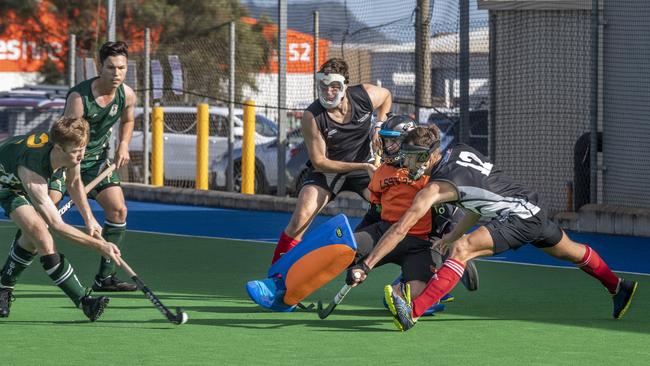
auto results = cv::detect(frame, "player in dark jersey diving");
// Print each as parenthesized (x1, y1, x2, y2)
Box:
(349, 125, 638, 331)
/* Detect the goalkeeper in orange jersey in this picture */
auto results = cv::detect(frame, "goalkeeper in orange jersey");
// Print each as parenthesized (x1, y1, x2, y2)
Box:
(347, 115, 478, 314)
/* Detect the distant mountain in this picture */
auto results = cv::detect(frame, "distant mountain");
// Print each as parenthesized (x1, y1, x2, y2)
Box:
(242, 1, 399, 44)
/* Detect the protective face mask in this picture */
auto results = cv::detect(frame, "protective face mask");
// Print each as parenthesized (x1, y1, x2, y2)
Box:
(316, 72, 347, 109)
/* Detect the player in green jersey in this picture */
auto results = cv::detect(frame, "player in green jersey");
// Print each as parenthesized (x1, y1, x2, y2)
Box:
(48, 41, 137, 291)
(0, 116, 122, 321)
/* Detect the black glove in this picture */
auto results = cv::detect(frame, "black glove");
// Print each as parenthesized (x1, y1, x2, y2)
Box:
(354, 203, 382, 231)
(346, 262, 371, 285)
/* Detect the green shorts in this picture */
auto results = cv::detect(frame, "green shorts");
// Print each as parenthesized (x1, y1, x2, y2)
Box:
(0, 189, 31, 217)
(48, 158, 121, 198)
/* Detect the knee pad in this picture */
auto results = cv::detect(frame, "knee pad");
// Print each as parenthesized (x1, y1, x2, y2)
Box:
(40, 253, 62, 271)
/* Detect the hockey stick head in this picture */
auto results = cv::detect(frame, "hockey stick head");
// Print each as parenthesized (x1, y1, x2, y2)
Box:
(316, 300, 337, 319)
(296, 302, 315, 311)
(170, 307, 189, 325)
(143, 286, 188, 325)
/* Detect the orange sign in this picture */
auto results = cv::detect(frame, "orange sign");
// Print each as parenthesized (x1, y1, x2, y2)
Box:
(0, 3, 68, 72)
(241, 17, 330, 74)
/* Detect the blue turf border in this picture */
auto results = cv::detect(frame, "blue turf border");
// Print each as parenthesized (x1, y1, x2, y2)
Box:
(2, 200, 648, 274)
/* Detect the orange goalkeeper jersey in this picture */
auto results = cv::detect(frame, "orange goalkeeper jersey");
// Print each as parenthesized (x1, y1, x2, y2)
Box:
(368, 164, 432, 237)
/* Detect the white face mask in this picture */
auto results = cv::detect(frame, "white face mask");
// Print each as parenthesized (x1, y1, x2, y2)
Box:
(316, 73, 347, 109)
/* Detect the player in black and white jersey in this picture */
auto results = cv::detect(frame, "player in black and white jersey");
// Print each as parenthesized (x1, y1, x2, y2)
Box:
(349, 125, 638, 331)
(271, 58, 392, 264)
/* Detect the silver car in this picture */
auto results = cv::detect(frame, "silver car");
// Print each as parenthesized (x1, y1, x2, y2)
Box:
(128, 106, 278, 184)
(211, 128, 303, 194)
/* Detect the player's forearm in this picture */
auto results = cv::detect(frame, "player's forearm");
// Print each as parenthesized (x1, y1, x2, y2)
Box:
(311, 157, 370, 174)
(31, 196, 103, 251)
(50, 222, 104, 251)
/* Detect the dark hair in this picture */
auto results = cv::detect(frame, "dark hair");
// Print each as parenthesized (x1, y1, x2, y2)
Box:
(99, 41, 129, 64)
(50, 116, 90, 148)
(319, 58, 349, 84)
(403, 125, 441, 149)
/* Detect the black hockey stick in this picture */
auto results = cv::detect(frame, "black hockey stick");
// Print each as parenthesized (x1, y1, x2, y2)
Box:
(297, 302, 315, 310)
(58, 163, 116, 215)
(317, 283, 353, 319)
(120, 259, 188, 325)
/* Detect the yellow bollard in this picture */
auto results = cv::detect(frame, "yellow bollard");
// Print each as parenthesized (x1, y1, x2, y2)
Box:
(196, 103, 209, 190)
(241, 100, 256, 194)
(152, 106, 164, 187)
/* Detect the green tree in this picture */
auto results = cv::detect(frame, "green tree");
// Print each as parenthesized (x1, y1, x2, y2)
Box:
(1, 0, 271, 103)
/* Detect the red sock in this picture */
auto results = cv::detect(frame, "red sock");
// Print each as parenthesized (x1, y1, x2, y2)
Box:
(577, 245, 620, 294)
(271, 232, 300, 264)
(413, 259, 465, 317)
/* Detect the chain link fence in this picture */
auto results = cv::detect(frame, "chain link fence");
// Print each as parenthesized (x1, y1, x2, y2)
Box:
(2, 0, 650, 213)
(105, 0, 491, 196)
(601, 0, 650, 210)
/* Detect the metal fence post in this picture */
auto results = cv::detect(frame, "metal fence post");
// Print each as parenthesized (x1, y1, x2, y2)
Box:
(459, 0, 470, 144)
(590, 0, 599, 204)
(143, 28, 151, 184)
(107, 0, 116, 42)
(227, 21, 236, 192)
(277, 0, 288, 196)
(68, 34, 76, 88)
(415, 0, 432, 123)
(313, 11, 320, 100)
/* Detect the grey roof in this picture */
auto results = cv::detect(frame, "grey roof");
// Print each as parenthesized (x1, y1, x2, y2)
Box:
(478, 0, 592, 10)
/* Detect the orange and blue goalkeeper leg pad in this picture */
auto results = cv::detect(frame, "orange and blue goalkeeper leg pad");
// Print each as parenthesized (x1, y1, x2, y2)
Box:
(246, 214, 357, 312)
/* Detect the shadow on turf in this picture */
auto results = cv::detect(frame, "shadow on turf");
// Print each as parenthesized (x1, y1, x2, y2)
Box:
(1, 319, 174, 330)
(178, 317, 394, 332)
(0, 314, 395, 332)
(0, 315, 392, 332)
(4, 302, 649, 334)
(10, 292, 650, 334)
(13, 292, 228, 301)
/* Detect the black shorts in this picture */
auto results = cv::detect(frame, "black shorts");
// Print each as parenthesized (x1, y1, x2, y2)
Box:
(301, 167, 370, 200)
(354, 221, 435, 283)
(485, 208, 564, 254)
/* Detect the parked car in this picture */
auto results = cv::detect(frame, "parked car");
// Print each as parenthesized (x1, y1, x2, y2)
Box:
(0, 85, 67, 141)
(285, 140, 310, 196)
(128, 106, 279, 184)
(211, 128, 303, 194)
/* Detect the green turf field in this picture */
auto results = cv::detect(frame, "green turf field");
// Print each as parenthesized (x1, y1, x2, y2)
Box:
(0, 221, 648, 365)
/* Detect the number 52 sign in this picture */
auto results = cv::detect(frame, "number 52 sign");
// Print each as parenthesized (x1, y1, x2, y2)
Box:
(288, 42, 311, 62)
(269, 35, 330, 73)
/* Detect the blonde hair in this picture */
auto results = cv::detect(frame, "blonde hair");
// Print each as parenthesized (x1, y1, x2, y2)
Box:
(49, 116, 89, 148)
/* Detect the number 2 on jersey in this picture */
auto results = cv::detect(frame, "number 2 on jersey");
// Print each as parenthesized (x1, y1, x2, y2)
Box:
(457, 151, 493, 176)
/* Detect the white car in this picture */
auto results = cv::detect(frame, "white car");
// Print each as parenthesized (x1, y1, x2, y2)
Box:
(211, 129, 303, 194)
(128, 106, 278, 183)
